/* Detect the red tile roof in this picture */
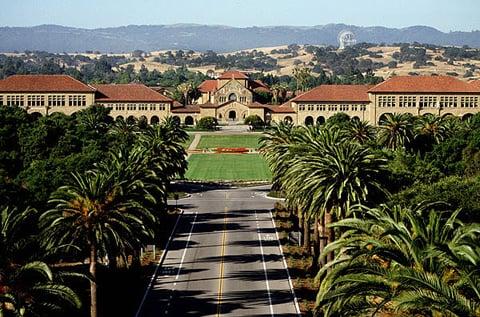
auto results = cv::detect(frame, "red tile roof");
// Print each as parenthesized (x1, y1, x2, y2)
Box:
(171, 104, 200, 113)
(93, 84, 172, 102)
(198, 80, 218, 93)
(0, 75, 95, 93)
(267, 104, 296, 113)
(291, 85, 373, 103)
(469, 80, 480, 90)
(218, 70, 249, 80)
(369, 76, 479, 93)
(248, 102, 268, 109)
(251, 80, 270, 92)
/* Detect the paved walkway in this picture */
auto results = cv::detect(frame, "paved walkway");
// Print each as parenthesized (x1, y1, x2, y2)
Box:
(188, 134, 202, 153)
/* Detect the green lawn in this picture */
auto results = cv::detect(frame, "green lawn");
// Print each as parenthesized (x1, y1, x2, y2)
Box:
(181, 134, 195, 149)
(196, 134, 261, 149)
(185, 154, 272, 181)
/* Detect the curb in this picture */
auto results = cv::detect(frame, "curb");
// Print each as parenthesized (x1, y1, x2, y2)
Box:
(134, 209, 184, 317)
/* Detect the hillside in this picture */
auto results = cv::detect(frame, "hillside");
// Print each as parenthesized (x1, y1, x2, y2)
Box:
(0, 24, 479, 53)
(115, 44, 480, 80)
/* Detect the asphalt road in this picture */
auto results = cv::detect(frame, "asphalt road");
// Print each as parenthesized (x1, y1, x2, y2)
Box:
(138, 185, 300, 317)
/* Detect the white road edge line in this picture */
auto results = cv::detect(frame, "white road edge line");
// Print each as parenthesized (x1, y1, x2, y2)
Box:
(134, 209, 185, 317)
(174, 212, 198, 281)
(269, 210, 302, 316)
(255, 210, 275, 317)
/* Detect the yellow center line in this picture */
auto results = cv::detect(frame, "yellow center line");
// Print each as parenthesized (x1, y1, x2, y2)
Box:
(217, 195, 228, 316)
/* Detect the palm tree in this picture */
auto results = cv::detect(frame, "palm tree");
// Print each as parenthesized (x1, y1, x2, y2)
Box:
(292, 67, 312, 93)
(377, 113, 414, 151)
(316, 203, 480, 316)
(270, 84, 280, 105)
(41, 163, 156, 317)
(347, 119, 376, 145)
(413, 114, 448, 152)
(177, 82, 193, 106)
(1, 207, 81, 317)
(281, 126, 387, 264)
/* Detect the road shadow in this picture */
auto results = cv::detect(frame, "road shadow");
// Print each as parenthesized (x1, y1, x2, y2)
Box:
(226, 268, 289, 282)
(200, 253, 282, 264)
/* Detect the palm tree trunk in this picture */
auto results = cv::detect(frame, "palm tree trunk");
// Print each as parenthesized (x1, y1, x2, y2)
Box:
(311, 214, 320, 272)
(319, 215, 326, 267)
(303, 215, 311, 254)
(325, 212, 335, 263)
(89, 244, 98, 317)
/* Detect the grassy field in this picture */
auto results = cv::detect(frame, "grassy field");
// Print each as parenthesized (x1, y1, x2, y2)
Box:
(185, 154, 271, 181)
(196, 134, 261, 149)
(182, 134, 195, 149)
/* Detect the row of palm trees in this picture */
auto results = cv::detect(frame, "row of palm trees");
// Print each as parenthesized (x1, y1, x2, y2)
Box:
(259, 115, 480, 316)
(317, 203, 480, 316)
(1, 117, 188, 317)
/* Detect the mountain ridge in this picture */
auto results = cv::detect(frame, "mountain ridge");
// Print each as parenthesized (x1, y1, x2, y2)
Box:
(0, 23, 479, 53)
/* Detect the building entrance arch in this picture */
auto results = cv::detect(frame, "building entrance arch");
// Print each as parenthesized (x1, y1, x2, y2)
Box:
(228, 110, 237, 120)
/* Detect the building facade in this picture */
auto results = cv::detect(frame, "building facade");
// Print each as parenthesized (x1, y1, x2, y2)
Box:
(1, 73, 479, 126)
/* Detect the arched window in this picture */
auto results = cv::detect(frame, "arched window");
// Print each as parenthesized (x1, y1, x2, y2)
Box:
(150, 116, 160, 125)
(228, 93, 237, 102)
(305, 116, 314, 126)
(185, 116, 194, 125)
(316, 116, 325, 125)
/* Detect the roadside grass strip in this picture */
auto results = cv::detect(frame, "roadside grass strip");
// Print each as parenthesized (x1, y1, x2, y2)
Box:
(196, 135, 261, 149)
(185, 154, 272, 181)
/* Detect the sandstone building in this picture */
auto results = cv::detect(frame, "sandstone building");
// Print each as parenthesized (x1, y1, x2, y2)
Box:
(0, 72, 479, 125)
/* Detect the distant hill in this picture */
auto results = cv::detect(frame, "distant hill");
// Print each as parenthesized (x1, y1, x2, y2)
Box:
(0, 24, 479, 53)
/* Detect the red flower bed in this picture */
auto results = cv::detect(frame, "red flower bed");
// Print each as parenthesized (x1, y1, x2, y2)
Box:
(215, 147, 248, 154)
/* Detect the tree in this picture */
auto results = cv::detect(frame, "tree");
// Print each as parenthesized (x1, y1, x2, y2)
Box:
(244, 115, 264, 130)
(347, 119, 375, 144)
(196, 116, 217, 131)
(378, 113, 413, 151)
(316, 203, 480, 316)
(0, 207, 81, 317)
(177, 82, 193, 106)
(412, 114, 448, 153)
(292, 67, 312, 92)
(41, 158, 157, 317)
(282, 126, 387, 265)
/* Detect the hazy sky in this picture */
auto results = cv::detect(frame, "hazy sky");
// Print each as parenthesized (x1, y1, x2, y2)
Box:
(1, 0, 479, 32)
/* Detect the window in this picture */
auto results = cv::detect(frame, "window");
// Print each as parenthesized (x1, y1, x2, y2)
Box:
(399, 96, 416, 108)
(139, 104, 148, 111)
(159, 104, 166, 111)
(340, 105, 349, 112)
(440, 96, 457, 108)
(6, 95, 24, 106)
(219, 96, 227, 103)
(150, 104, 156, 111)
(419, 96, 436, 108)
(378, 95, 396, 107)
(127, 104, 136, 111)
(48, 95, 66, 107)
(115, 104, 125, 111)
(460, 96, 479, 108)
(351, 104, 358, 111)
(360, 105, 366, 111)
(27, 95, 45, 107)
(69, 95, 86, 106)
(298, 104, 305, 111)
(328, 105, 338, 111)
(307, 104, 314, 111)
(240, 96, 247, 103)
